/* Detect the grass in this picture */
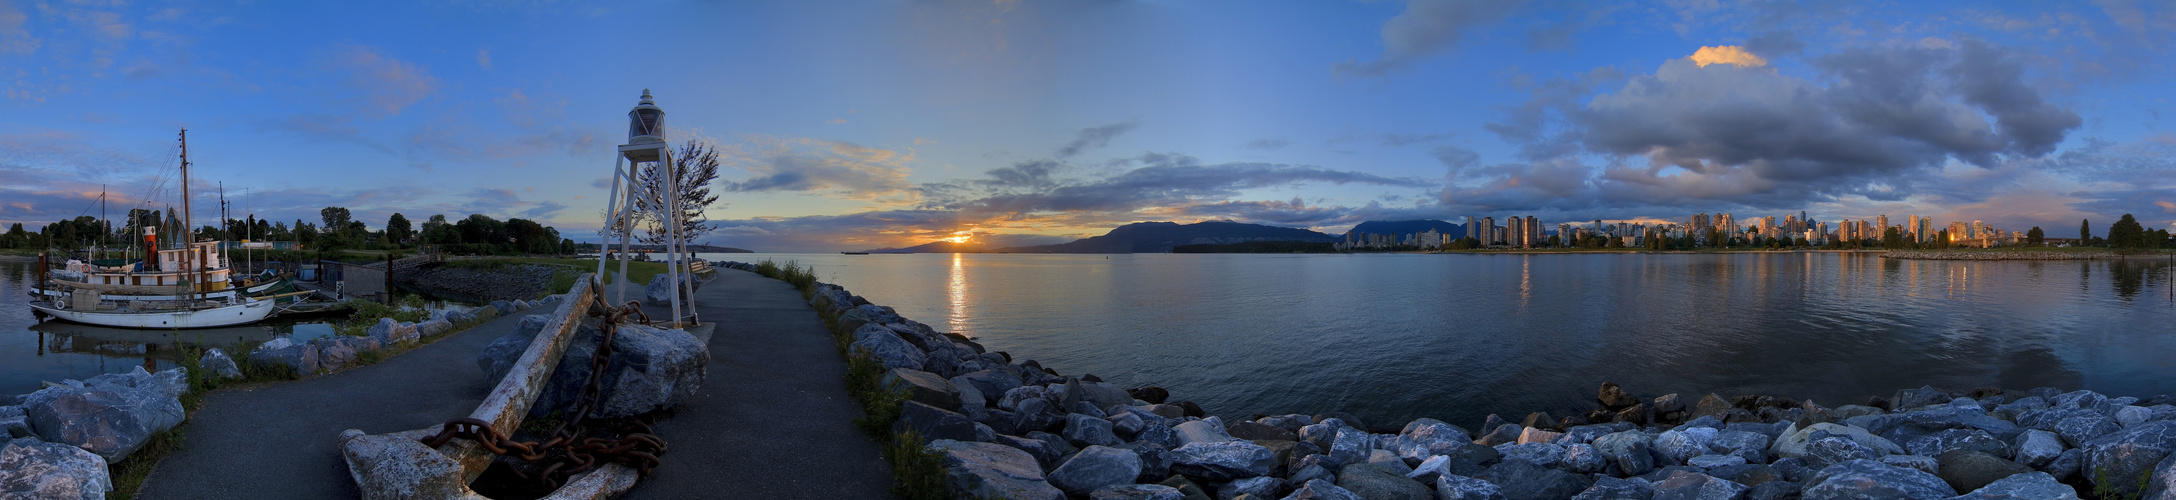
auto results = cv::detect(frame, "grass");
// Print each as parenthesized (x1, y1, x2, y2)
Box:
(883, 431, 950, 500)
(752, 259, 819, 300)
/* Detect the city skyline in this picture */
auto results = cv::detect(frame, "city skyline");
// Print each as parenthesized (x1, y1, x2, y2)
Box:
(2, 1, 2174, 252)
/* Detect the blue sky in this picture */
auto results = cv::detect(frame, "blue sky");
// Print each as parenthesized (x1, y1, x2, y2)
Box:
(3, 0, 2174, 251)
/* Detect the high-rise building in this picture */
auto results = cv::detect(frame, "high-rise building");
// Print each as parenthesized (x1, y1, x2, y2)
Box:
(1524, 216, 1539, 248)
(1876, 215, 1889, 239)
(1907, 215, 1921, 242)
(1465, 216, 1478, 241)
(1481, 217, 1496, 245)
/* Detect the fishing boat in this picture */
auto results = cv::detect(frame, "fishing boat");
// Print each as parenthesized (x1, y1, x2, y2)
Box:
(28, 129, 280, 329)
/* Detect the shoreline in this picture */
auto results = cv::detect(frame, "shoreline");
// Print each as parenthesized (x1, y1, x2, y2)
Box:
(727, 260, 2149, 499)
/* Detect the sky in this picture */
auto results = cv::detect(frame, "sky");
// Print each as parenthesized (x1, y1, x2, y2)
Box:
(3, 0, 2175, 252)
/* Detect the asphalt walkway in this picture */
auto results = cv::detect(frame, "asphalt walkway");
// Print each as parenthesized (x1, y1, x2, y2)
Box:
(619, 269, 896, 499)
(139, 269, 894, 499)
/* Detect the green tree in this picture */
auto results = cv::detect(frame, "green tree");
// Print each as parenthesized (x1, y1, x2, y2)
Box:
(2080, 218, 2092, 244)
(2027, 227, 2045, 245)
(2109, 214, 2148, 249)
(386, 213, 414, 247)
(321, 207, 352, 232)
(295, 220, 318, 248)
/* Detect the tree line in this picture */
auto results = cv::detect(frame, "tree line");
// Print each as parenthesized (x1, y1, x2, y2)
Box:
(0, 207, 576, 256)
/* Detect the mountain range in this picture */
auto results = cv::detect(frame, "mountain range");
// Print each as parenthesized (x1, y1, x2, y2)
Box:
(859, 220, 1340, 254)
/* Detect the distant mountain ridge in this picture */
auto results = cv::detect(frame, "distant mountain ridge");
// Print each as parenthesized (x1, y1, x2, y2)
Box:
(994, 220, 1337, 253)
(1345, 220, 1466, 239)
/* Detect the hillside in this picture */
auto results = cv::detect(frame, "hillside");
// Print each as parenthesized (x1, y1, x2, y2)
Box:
(1345, 220, 1466, 239)
(994, 220, 1337, 253)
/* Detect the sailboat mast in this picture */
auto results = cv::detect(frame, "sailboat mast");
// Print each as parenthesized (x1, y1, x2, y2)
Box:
(180, 128, 196, 301)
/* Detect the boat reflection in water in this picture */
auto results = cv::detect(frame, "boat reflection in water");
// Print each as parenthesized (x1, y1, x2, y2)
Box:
(27, 318, 338, 366)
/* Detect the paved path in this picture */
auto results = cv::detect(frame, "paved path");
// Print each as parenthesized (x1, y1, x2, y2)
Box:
(140, 269, 894, 499)
(620, 270, 895, 499)
(139, 306, 530, 499)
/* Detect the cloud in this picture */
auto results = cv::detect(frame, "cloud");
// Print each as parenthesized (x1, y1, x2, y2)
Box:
(333, 45, 439, 115)
(264, 114, 395, 156)
(1336, 0, 1525, 76)
(0, 0, 37, 54)
(1381, 132, 1453, 146)
(1054, 121, 1138, 158)
(1689, 46, 1767, 67)
(1245, 138, 1290, 150)
(476, 48, 492, 70)
(721, 137, 917, 201)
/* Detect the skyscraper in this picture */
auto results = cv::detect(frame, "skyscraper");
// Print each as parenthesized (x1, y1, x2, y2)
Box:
(1876, 215, 1889, 239)
(1525, 216, 1539, 248)
(1465, 216, 1478, 241)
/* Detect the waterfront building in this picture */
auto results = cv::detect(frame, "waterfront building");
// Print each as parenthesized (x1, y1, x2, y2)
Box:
(1524, 216, 1539, 248)
(1481, 217, 1497, 245)
(1465, 216, 1478, 241)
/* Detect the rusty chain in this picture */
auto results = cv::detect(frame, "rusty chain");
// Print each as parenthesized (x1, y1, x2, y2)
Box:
(421, 295, 665, 493)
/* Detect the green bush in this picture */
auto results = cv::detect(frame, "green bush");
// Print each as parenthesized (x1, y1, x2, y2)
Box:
(884, 431, 949, 500)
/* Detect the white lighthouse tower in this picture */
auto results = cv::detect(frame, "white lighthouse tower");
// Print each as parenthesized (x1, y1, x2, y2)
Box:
(598, 89, 697, 326)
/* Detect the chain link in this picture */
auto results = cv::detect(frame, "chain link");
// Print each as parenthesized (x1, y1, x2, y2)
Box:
(421, 291, 667, 493)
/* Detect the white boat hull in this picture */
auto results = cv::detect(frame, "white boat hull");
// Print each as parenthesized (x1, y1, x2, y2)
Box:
(30, 299, 276, 329)
(32, 278, 289, 302)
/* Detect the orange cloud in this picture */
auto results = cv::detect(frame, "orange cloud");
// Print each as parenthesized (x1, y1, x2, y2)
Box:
(1690, 45, 1767, 67)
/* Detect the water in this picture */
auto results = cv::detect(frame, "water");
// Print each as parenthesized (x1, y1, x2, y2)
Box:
(0, 258, 473, 396)
(706, 252, 2176, 429)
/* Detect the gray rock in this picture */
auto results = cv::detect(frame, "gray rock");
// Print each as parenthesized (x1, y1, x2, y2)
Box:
(643, 273, 696, 305)
(1562, 443, 1606, 473)
(1047, 445, 1141, 496)
(530, 324, 709, 419)
(1113, 441, 1172, 482)
(1894, 386, 1949, 411)
(1335, 463, 1430, 500)
(1090, 484, 1184, 500)
(1476, 423, 1523, 446)
(994, 433, 1064, 469)
(1711, 429, 1772, 464)
(200, 348, 242, 380)
(1657, 427, 1720, 465)
(1286, 479, 1365, 500)
(1689, 454, 1749, 469)
(1218, 476, 1281, 500)
(928, 439, 1065, 500)
(1594, 430, 1657, 475)
(366, 317, 420, 345)
(2080, 420, 2176, 498)
(1175, 419, 1238, 446)
(884, 369, 962, 411)
(21, 368, 188, 461)
(1923, 451, 2019, 494)
(1744, 481, 1800, 500)
(340, 430, 473, 500)
(1881, 453, 1939, 475)
(1772, 422, 1904, 459)
(1803, 435, 1877, 469)
(847, 324, 926, 371)
(491, 300, 514, 315)
(0, 437, 112, 500)
(2052, 410, 2122, 448)
(1572, 477, 1650, 500)
(249, 339, 319, 375)
(2145, 453, 2176, 500)
(1406, 454, 1487, 484)
(477, 315, 552, 383)
(1229, 421, 1298, 442)
(2045, 448, 2084, 481)
(1952, 471, 2080, 499)
(1479, 459, 1591, 500)
(316, 338, 359, 372)
(1078, 382, 1133, 410)
(895, 401, 979, 442)
(1065, 413, 1121, 447)
(1435, 473, 1505, 500)
(443, 308, 478, 324)
(415, 318, 452, 336)
(2014, 429, 2065, 468)
(1, 416, 29, 439)
(1495, 442, 1567, 467)
(1800, 459, 1956, 500)
(1650, 469, 1748, 500)
(1168, 440, 1276, 481)
(1908, 428, 2009, 459)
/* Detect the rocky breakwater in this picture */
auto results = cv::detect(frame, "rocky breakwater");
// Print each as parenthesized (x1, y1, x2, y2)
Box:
(399, 262, 558, 302)
(247, 298, 545, 376)
(779, 269, 2169, 500)
(1883, 250, 2156, 260)
(0, 365, 209, 498)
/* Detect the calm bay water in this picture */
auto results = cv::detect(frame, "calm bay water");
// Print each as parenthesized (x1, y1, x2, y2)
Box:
(711, 252, 2176, 429)
(0, 258, 467, 397)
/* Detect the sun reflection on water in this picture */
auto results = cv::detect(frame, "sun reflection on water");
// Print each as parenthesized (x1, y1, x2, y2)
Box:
(948, 253, 970, 336)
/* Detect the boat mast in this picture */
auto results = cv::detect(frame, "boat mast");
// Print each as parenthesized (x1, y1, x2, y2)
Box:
(99, 184, 106, 262)
(180, 128, 196, 302)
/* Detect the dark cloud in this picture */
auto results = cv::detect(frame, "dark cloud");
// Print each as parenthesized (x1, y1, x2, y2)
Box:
(721, 138, 915, 201)
(954, 153, 1433, 218)
(1054, 122, 1138, 158)
(1336, 0, 1526, 76)
(1245, 138, 1290, 150)
(1743, 32, 1804, 58)
(977, 159, 1063, 190)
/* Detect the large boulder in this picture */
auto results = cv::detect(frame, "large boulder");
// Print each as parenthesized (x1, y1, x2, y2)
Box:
(1594, 430, 1658, 476)
(883, 369, 962, 411)
(894, 401, 979, 442)
(477, 315, 554, 385)
(1649, 469, 1749, 500)
(1064, 413, 1120, 447)
(1935, 450, 2032, 494)
(1047, 445, 1142, 496)
(1167, 440, 1276, 481)
(1571, 477, 1652, 499)
(1173, 419, 1236, 446)
(21, 367, 189, 461)
(250, 338, 319, 375)
(1772, 422, 1903, 458)
(1395, 419, 1472, 462)
(644, 273, 698, 305)
(0, 437, 112, 500)
(2014, 429, 2065, 468)
(1089, 484, 1185, 500)
(928, 439, 1064, 500)
(2081, 420, 2176, 499)
(415, 318, 453, 336)
(1479, 459, 1591, 500)
(1335, 462, 1431, 500)
(340, 429, 473, 500)
(315, 337, 361, 372)
(200, 348, 242, 380)
(530, 323, 709, 419)
(367, 317, 420, 345)
(1953, 471, 2080, 499)
(1800, 459, 1956, 500)
(848, 324, 926, 371)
